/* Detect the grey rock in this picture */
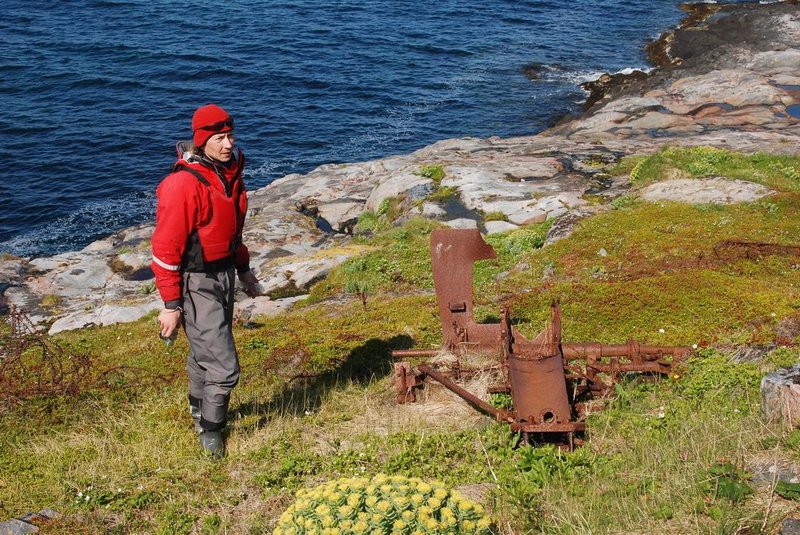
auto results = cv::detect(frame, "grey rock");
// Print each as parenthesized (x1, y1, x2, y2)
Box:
(48, 301, 162, 335)
(545, 207, 604, 245)
(781, 518, 800, 535)
(421, 202, 446, 219)
(116, 250, 151, 272)
(365, 172, 432, 211)
(730, 345, 773, 364)
(406, 182, 436, 202)
(237, 296, 306, 323)
(316, 201, 364, 233)
(289, 255, 353, 290)
(749, 456, 800, 485)
(445, 218, 478, 230)
(0, 519, 39, 534)
(761, 364, 800, 427)
(507, 209, 547, 226)
(484, 221, 520, 235)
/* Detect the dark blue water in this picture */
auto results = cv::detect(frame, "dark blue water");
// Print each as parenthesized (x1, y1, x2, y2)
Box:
(0, 1, 755, 256)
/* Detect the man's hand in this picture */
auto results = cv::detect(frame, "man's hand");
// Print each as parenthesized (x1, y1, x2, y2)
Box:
(238, 270, 260, 297)
(158, 308, 182, 338)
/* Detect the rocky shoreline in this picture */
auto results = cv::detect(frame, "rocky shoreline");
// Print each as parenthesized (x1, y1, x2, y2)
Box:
(1, 1, 798, 335)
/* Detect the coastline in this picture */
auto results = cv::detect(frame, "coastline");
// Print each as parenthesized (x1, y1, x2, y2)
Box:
(1, 0, 798, 333)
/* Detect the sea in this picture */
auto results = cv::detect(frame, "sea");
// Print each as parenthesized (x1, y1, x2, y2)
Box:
(0, 0, 762, 257)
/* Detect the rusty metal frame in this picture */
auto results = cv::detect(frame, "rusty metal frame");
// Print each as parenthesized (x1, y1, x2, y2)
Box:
(392, 228, 691, 447)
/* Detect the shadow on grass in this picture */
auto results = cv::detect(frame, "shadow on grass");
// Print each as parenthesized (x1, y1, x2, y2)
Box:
(231, 334, 414, 428)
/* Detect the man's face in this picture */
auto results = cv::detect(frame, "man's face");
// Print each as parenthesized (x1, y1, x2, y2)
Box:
(204, 132, 235, 162)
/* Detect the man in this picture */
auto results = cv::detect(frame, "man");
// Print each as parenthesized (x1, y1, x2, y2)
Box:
(151, 104, 259, 458)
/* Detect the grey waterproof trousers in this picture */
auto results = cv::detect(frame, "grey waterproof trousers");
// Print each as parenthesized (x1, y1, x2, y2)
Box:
(183, 268, 239, 431)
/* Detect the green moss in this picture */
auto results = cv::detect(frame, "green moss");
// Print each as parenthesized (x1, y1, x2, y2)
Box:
(483, 211, 509, 222)
(40, 293, 63, 308)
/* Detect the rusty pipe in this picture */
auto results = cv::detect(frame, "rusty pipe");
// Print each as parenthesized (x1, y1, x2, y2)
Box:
(391, 349, 441, 359)
(418, 364, 513, 422)
(562, 342, 690, 360)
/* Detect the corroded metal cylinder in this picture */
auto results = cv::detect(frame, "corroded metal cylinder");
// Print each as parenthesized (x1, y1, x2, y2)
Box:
(508, 353, 571, 425)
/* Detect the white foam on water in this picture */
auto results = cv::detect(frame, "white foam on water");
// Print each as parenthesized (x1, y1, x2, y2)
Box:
(0, 191, 156, 258)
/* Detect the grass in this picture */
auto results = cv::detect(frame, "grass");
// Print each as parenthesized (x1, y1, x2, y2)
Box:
(1, 148, 800, 533)
(611, 146, 800, 192)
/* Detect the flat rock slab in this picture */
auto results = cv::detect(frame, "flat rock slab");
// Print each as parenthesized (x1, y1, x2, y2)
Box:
(49, 301, 162, 335)
(484, 221, 520, 235)
(639, 177, 773, 204)
(237, 295, 306, 322)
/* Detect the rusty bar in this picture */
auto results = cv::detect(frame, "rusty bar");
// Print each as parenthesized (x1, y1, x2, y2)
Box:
(511, 421, 586, 433)
(394, 362, 419, 404)
(391, 349, 441, 359)
(562, 342, 690, 360)
(418, 364, 513, 422)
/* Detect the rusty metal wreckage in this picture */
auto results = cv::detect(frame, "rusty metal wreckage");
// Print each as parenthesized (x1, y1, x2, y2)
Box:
(392, 229, 692, 448)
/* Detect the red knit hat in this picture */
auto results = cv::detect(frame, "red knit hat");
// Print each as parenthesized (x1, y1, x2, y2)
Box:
(192, 104, 233, 148)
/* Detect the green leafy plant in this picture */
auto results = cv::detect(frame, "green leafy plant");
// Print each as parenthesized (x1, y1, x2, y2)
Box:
(775, 481, 800, 501)
(416, 164, 446, 184)
(343, 257, 378, 309)
(138, 281, 157, 295)
(489, 393, 513, 410)
(610, 195, 640, 210)
(701, 462, 753, 503)
(273, 474, 493, 534)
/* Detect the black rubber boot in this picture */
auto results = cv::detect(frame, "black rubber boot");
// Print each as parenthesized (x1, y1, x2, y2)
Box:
(189, 404, 202, 434)
(199, 431, 224, 459)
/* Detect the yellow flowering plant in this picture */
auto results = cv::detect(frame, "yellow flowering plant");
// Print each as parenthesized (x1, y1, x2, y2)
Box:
(273, 474, 493, 534)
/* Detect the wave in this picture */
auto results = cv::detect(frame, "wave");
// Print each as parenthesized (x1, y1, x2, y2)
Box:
(523, 62, 652, 86)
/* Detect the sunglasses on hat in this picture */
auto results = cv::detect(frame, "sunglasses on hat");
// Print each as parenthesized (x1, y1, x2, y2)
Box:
(197, 118, 234, 132)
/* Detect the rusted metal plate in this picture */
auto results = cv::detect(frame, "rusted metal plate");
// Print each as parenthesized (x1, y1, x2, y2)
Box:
(430, 229, 499, 350)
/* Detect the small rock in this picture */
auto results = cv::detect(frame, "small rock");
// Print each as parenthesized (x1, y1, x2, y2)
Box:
(421, 202, 446, 219)
(507, 209, 547, 226)
(484, 221, 520, 235)
(598, 248, 608, 257)
(781, 518, 800, 535)
(730, 345, 773, 363)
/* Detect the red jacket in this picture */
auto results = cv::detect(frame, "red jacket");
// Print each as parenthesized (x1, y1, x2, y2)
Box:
(151, 145, 250, 306)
